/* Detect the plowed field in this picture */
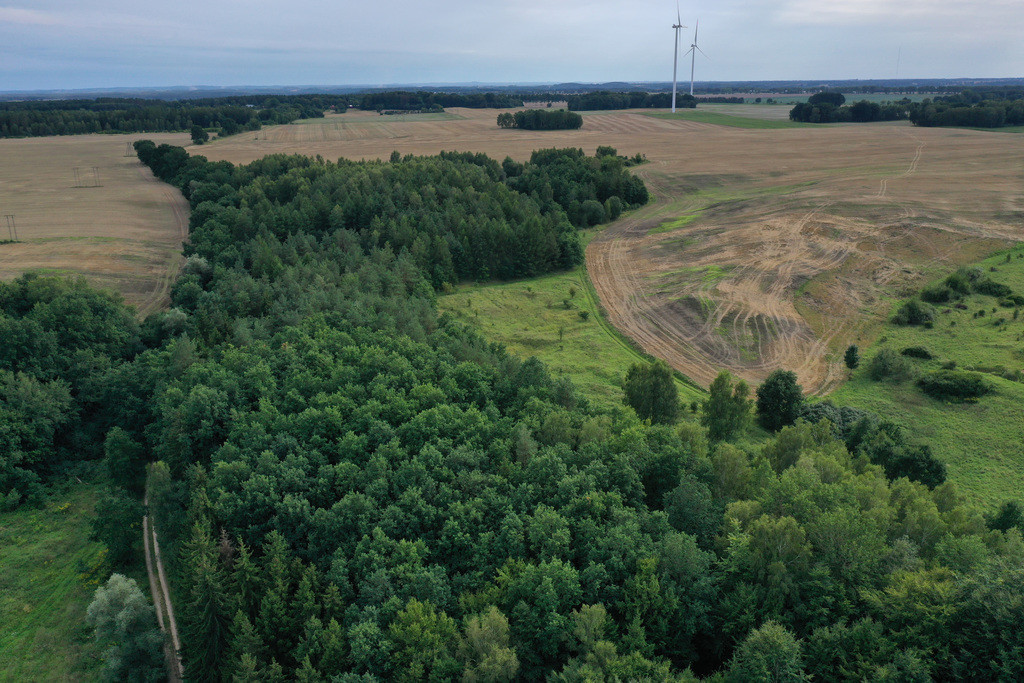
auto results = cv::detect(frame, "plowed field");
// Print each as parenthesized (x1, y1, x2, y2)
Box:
(197, 108, 1024, 393)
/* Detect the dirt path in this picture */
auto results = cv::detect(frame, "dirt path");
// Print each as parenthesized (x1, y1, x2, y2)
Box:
(143, 490, 183, 682)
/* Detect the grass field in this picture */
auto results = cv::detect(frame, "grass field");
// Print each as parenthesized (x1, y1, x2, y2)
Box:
(0, 132, 190, 316)
(646, 110, 817, 129)
(0, 485, 107, 681)
(832, 246, 1024, 506)
(438, 231, 705, 411)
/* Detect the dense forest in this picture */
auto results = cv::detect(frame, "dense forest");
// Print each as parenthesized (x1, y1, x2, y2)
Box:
(789, 92, 910, 123)
(6, 138, 1023, 680)
(497, 110, 584, 131)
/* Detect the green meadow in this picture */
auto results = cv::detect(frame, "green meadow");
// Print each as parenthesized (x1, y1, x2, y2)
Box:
(438, 233, 706, 412)
(0, 485, 107, 681)
(832, 246, 1024, 507)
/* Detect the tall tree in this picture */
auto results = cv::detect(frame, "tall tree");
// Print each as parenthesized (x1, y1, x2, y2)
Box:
(701, 371, 752, 441)
(756, 370, 804, 432)
(623, 360, 680, 424)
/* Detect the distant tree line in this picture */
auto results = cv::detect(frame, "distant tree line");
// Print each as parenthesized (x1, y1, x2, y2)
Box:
(497, 109, 583, 130)
(359, 91, 526, 111)
(908, 89, 1024, 128)
(790, 92, 910, 123)
(0, 96, 331, 139)
(566, 91, 697, 111)
(695, 96, 745, 104)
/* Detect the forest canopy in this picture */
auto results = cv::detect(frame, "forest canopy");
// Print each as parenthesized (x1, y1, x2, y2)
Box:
(9, 135, 1024, 681)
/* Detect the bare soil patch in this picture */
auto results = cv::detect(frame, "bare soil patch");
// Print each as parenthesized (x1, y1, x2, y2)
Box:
(196, 108, 1024, 393)
(0, 133, 190, 315)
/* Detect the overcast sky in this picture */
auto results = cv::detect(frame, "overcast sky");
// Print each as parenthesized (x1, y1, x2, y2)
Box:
(2, 0, 1022, 91)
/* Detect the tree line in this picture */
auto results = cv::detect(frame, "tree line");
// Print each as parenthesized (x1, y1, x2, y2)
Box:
(566, 91, 696, 111)
(789, 88, 1024, 128)
(908, 89, 1024, 128)
(0, 96, 330, 139)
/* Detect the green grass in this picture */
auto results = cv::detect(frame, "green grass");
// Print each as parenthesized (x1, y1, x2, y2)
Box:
(438, 232, 705, 411)
(0, 485, 107, 680)
(645, 110, 817, 129)
(650, 213, 701, 234)
(832, 247, 1024, 508)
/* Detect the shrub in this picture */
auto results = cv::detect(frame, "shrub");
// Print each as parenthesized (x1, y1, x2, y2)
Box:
(901, 346, 934, 360)
(974, 278, 1013, 298)
(918, 370, 992, 401)
(921, 284, 954, 303)
(868, 348, 914, 382)
(945, 267, 980, 294)
(1000, 294, 1024, 307)
(893, 299, 935, 326)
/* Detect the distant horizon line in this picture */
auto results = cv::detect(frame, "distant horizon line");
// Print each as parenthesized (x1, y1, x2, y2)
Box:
(4, 76, 1023, 97)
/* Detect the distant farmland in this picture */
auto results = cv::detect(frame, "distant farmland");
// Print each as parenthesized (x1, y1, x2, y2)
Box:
(0, 132, 190, 315)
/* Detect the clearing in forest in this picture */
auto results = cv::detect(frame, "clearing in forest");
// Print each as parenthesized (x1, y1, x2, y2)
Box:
(0, 132, 190, 316)
(196, 107, 1024, 395)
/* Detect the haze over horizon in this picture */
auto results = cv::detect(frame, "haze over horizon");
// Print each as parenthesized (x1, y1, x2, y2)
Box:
(2, 0, 1023, 91)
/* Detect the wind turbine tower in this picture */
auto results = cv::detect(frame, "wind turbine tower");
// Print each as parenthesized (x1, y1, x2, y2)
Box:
(684, 20, 708, 97)
(671, 5, 686, 113)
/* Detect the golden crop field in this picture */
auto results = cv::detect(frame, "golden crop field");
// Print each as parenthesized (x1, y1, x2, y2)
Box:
(197, 107, 1024, 393)
(0, 132, 190, 316)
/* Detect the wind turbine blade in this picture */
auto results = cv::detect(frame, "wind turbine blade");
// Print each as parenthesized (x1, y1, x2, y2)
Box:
(677, 0, 681, 26)
(694, 20, 699, 42)
(696, 45, 709, 59)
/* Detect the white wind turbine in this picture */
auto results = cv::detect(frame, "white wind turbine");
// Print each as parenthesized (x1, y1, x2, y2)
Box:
(671, 4, 687, 113)
(683, 20, 708, 97)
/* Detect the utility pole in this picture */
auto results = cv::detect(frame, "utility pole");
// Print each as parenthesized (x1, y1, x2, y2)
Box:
(4, 215, 17, 241)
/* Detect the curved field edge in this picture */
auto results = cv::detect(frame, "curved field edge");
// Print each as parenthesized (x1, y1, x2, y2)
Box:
(831, 245, 1024, 507)
(437, 230, 706, 413)
(0, 485, 107, 680)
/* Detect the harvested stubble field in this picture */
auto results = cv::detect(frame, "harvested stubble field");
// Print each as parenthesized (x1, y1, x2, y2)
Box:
(0, 132, 190, 316)
(197, 108, 1024, 395)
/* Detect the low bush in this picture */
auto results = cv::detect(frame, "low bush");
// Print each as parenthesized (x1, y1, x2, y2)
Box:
(921, 284, 954, 303)
(901, 346, 934, 360)
(868, 348, 914, 382)
(893, 299, 936, 326)
(918, 370, 992, 401)
(974, 278, 1013, 298)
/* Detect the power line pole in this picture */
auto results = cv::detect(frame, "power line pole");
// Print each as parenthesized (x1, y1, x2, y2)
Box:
(125, 141, 134, 157)
(92, 167, 101, 187)
(4, 215, 16, 241)
(73, 167, 82, 188)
